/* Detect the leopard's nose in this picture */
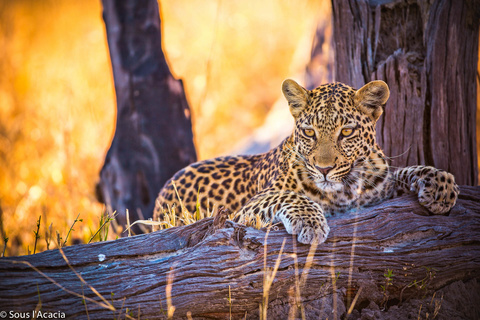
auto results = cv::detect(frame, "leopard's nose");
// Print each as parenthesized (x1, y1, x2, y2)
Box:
(316, 166, 334, 177)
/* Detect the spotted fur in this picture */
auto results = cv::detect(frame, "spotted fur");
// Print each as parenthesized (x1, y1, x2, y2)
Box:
(154, 79, 459, 244)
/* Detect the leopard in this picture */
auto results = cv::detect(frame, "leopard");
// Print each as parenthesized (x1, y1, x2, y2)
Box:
(153, 79, 459, 244)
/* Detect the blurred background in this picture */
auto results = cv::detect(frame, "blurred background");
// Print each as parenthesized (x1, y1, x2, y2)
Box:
(0, 0, 478, 256)
(0, 0, 332, 255)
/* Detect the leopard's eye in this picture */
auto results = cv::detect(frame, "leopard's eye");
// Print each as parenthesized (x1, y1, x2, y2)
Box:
(303, 128, 315, 138)
(341, 127, 354, 137)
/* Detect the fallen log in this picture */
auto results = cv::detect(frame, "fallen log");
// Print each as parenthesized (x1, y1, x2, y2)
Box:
(0, 186, 479, 319)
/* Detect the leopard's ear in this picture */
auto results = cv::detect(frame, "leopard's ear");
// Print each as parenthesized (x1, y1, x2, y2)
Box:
(354, 80, 390, 121)
(282, 79, 308, 117)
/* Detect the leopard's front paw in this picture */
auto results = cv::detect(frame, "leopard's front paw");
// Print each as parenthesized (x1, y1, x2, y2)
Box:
(410, 170, 459, 214)
(279, 210, 330, 245)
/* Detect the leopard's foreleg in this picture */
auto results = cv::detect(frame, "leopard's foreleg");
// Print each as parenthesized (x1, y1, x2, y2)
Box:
(392, 165, 459, 214)
(234, 191, 329, 244)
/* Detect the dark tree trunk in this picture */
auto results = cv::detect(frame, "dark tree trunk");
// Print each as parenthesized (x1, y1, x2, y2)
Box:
(332, 0, 479, 185)
(0, 186, 479, 319)
(97, 0, 197, 229)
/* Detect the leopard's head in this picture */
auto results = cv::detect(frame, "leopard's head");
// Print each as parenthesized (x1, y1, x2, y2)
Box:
(282, 79, 389, 191)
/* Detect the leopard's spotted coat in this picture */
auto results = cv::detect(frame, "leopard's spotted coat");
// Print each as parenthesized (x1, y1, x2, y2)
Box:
(154, 79, 459, 244)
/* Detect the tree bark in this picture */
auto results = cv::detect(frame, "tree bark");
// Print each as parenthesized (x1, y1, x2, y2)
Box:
(332, 0, 479, 186)
(97, 0, 197, 229)
(0, 186, 479, 319)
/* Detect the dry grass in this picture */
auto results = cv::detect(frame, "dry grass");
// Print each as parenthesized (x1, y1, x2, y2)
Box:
(260, 229, 286, 320)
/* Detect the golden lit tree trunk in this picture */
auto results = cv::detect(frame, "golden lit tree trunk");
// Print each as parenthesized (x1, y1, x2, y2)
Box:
(97, 0, 197, 230)
(332, 0, 479, 185)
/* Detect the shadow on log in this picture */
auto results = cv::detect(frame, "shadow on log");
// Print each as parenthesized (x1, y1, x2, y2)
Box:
(0, 186, 479, 319)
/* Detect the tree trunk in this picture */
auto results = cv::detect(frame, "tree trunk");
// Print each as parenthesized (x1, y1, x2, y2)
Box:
(0, 186, 479, 319)
(96, 0, 197, 229)
(332, 0, 479, 186)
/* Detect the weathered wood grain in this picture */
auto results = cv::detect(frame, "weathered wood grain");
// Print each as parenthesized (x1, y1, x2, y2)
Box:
(0, 186, 478, 319)
(332, 0, 479, 185)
